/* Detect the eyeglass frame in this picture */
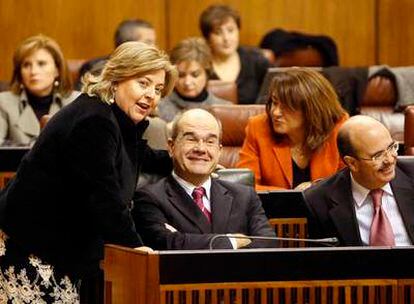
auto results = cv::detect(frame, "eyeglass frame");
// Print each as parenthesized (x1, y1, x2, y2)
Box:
(354, 141, 399, 163)
(176, 132, 221, 149)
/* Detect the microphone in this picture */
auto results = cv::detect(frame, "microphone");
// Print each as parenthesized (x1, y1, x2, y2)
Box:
(208, 234, 339, 250)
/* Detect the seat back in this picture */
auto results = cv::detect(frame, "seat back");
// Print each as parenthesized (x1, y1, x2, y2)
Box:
(396, 156, 414, 179)
(207, 104, 266, 168)
(275, 46, 324, 67)
(0, 80, 9, 92)
(404, 107, 414, 155)
(215, 168, 254, 187)
(207, 80, 238, 104)
(67, 59, 86, 87)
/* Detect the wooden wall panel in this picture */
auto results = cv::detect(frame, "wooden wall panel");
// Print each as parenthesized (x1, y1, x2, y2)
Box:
(0, 0, 166, 81)
(2, 0, 411, 82)
(167, 0, 376, 67)
(378, 0, 414, 66)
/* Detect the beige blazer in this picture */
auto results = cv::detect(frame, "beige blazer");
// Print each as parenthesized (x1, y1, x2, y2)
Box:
(0, 90, 80, 146)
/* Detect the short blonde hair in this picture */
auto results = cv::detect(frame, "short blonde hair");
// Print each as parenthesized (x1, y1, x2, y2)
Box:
(11, 34, 72, 97)
(82, 41, 177, 104)
(266, 67, 346, 150)
(170, 37, 212, 75)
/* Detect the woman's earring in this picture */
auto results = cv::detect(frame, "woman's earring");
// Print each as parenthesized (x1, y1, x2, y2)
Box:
(54, 80, 59, 87)
(19, 83, 24, 90)
(109, 87, 116, 104)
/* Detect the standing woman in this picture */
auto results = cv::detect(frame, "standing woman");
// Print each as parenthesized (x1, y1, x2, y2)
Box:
(0, 42, 176, 302)
(0, 34, 79, 146)
(199, 4, 269, 104)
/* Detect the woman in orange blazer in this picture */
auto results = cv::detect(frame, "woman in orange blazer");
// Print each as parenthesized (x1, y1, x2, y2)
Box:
(237, 68, 348, 191)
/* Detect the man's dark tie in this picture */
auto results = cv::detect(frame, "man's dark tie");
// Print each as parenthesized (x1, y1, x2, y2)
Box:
(369, 189, 395, 246)
(192, 187, 211, 222)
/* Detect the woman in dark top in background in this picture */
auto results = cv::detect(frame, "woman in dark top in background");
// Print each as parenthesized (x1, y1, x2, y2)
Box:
(199, 4, 269, 104)
(0, 41, 177, 302)
(0, 34, 79, 146)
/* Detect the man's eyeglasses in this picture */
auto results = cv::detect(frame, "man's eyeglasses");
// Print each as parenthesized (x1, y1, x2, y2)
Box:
(179, 134, 220, 148)
(356, 141, 399, 163)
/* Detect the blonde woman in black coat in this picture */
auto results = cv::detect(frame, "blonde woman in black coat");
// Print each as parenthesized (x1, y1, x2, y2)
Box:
(0, 41, 177, 303)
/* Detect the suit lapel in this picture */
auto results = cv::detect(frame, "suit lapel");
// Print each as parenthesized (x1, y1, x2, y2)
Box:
(210, 180, 233, 233)
(272, 144, 293, 188)
(166, 176, 211, 233)
(391, 166, 414, 243)
(328, 170, 363, 245)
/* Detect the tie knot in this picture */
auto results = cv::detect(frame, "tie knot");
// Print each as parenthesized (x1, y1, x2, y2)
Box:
(192, 187, 205, 200)
(370, 188, 384, 208)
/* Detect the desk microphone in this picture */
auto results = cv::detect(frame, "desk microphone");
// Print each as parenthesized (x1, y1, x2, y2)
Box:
(208, 234, 339, 250)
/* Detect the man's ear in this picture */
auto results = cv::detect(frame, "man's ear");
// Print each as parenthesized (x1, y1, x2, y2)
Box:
(344, 155, 358, 172)
(167, 138, 174, 157)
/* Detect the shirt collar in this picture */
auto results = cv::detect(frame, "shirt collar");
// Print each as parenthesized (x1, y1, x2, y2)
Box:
(172, 171, 212, 200)
(350, 172, 393, 207)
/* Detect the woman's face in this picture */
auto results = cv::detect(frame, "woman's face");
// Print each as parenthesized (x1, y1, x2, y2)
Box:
(208, 17, 239, 58)
(175, 60, 207, 98)
(20, 48, 59, 97)
(114, 69, 165, 124)
(270, 98, 305, 136)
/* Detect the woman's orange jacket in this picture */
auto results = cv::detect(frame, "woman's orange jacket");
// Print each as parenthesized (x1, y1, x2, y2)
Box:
(236, 113, 348, 190)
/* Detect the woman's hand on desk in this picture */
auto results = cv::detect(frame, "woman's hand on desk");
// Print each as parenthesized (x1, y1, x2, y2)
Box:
(294, 181, 313, 191)
(134, 246, 154, 253)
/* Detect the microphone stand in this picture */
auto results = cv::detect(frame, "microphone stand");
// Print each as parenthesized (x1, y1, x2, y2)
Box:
(208, 234, 339, 250)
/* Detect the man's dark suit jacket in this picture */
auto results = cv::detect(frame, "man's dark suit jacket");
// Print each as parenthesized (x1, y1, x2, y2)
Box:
(304, 161, 414, 246)
(0, 93, 172, 278)
(132, 176, 276, 250)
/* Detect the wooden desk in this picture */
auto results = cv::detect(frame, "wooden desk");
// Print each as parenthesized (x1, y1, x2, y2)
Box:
(103, 245, 414, 304)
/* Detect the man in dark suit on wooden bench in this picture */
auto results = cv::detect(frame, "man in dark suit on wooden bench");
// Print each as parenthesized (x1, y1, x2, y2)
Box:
(132, 109, 275, 250)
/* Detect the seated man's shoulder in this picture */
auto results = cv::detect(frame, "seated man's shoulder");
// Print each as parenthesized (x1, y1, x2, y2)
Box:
(304, 169, 346, 200)
(214, 179, 255, 195)
(136, 176, 170, 196)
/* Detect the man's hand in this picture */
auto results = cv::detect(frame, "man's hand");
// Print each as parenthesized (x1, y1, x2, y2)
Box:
(164, 223, 178, 232)
(134, 246, 154, 253)
(228, 233, 252, 249)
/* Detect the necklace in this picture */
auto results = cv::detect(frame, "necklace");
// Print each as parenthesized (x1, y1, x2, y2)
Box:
(291, 145, 307, 159)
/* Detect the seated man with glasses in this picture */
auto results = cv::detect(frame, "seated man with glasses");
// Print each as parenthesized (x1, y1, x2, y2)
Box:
(304, 115, 414, 246)
(131, 109, 275, 250)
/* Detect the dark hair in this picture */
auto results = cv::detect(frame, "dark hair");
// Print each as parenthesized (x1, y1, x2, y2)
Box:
(199, 4, 240, 39)
(266, 67, 346, 151)
(114, 19, 154, 47)
(337, 127, 356, 159)
(11, 34, 72, 97)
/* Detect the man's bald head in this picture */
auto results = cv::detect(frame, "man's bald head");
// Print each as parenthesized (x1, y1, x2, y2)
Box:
(337, 115, 397, 189)
(337, 115, 391, 159)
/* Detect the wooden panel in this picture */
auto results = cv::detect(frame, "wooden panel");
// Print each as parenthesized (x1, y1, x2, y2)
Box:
(167, 0, 376, 66)
(378, 0, 414, 65)
(0, 0, 166, 81)
(160, 280, 400, 304)
(268, 217, 308, 247)
(103, 245, 160, 304)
